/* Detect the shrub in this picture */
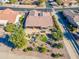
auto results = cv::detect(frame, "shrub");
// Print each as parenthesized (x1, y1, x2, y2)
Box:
(41, 35, 48, 42)
(37, 46, 47, 53)
(55, 0, 62, 5)
(51, 53, 63, 58)
(27, 47, 33, 51)
(52, 43, 64, 49)
(23, 48, 27, 52)
(5, 23, 16, 32)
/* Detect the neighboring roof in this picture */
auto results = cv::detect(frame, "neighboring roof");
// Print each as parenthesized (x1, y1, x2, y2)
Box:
(26, 10, 53, 28)
(63, 10, 75, 18)
(62, 0, 77, 4)
(0, 8, 19, 23)
(63, 10, 79, 22)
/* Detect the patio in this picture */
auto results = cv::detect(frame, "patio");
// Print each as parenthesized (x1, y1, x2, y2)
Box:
(25, 28, 51, 34)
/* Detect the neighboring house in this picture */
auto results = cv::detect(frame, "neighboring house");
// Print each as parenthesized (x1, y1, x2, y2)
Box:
(0, 0, 9, 3)
(18, 0, 37, 4)
(62, 0, 77, 6)
(25, 10, 53, 34)
(63, 10, 79, 28)
(0, 8, 21, 26)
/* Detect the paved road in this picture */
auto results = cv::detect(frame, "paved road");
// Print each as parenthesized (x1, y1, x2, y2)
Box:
(0, 5, 79, 11)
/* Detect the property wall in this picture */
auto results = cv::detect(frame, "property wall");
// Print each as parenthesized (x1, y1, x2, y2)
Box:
(0, 0, 9, 3)
(14, 15, 22, 25)
(0, 20, 8, 26)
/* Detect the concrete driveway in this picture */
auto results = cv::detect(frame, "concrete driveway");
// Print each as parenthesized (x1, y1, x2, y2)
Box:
(0, 52, 40, 59)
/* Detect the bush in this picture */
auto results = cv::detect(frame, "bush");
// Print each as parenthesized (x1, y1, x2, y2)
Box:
(51, 53, 63, 58)
(5, 23, 16, 32)
(19, 16, 24, 27)
(23, 48, 27, 52)
(52, 43, 64, 49)
(67, 23, 77, 32)
(52, 30, 63, 41)
(41, 35, 48, 42)
(37, 46, 47, 53)
(27, 47, 33, 51)
(55, 0, 62, 5)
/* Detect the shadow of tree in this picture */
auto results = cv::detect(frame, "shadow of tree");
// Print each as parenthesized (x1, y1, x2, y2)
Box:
(64, 32, 79, 54)
(0, 35, 15, 48)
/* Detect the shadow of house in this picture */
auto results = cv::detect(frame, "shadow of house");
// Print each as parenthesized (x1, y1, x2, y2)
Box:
(0, 35, 15, 48)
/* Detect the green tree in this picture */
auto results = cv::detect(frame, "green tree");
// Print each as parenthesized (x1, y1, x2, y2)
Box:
(9, 26, 27, 49)
(38, 0, 47, 6)
(9, 0, 17, 4)
(39, 0, 47, 3)
(56, 0, 62, 5)
(5, 23, 16, 32)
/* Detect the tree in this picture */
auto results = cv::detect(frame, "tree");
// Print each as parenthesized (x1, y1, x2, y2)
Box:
(9, 0, 17, 4)
(9, 26, 27, 49)
(38, 0, 47, 6)
(5, 23, 16, 32)
(56, 0, 62, 5)
(39, 0, 47, 3)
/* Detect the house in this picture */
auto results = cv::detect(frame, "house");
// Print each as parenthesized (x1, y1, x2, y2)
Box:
(62, 0, 77, 6)
(26, 10, 53, 28)
(18, 0, 37, 4)
(63, 10, 79, 28)
(25, 10, 53, 34)
(0, 0, 9, 3)
(0, 8, 22, 26)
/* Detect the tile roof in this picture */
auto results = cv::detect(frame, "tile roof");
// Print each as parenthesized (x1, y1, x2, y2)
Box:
(63, 10, 79, 22)
(62, 0, 77, 4)
(0, 8, 19, 23)
(26, 10, 53, 28)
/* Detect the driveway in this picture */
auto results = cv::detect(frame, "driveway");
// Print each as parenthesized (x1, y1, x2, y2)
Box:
(0, 43, 40, 59)
(0, 52, 40, 59)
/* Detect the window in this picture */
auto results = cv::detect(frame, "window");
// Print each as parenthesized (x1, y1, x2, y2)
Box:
(38, 12, 43, 16)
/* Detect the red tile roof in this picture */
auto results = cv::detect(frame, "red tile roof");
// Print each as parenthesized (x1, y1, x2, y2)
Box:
(0, 8, 19, 23)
